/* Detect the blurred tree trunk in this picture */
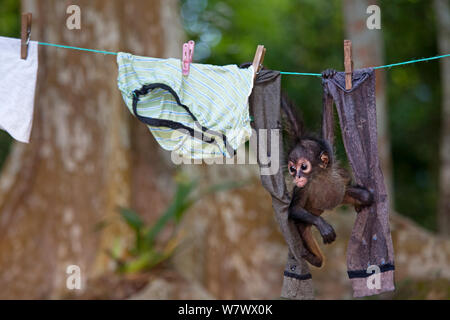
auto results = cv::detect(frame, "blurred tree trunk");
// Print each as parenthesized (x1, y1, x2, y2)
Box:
(174, 165, 287, 299)
(434, 0, 450, 235)
(0, 0, 287, 300)
(0, 0, 178, 299)
(342, 0, 394, 207)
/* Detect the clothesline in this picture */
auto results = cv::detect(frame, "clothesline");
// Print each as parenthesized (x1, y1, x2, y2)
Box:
(279, 53, 450, 76)
(37, 41, 450, 77)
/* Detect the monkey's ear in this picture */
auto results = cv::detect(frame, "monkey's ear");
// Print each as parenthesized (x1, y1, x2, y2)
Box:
(319, 151, 329, 168)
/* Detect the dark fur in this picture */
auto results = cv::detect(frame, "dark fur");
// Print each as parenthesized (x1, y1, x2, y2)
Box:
(281, 81, 373, 268)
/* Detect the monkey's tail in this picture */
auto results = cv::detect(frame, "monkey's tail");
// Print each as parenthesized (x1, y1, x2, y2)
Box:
(297, 224, 325, 268)
(281, 91, 304, 141)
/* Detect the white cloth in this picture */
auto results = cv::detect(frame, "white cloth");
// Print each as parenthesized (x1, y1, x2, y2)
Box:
(0, 36, 38, 143)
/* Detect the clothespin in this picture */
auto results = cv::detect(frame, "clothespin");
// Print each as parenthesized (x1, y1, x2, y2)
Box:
(182, 40, 195, 76)
(344, 39, 353, 90)
(252, 45, 266, 79)
(21, 13, 32, 60)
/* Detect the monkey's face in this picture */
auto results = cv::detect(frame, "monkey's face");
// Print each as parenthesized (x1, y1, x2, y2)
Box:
(288, 138, 331, 188)
(288, 157, 312, 188)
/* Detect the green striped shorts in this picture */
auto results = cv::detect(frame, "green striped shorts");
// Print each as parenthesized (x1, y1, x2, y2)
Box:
(117, 52, 254, 159)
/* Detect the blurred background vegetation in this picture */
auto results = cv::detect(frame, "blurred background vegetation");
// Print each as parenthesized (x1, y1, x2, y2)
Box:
(0, 0, 443, 230)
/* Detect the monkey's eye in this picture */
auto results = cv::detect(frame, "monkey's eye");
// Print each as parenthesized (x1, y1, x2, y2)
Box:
(289, 166, 296, 174)
(300, 162, 311, 173)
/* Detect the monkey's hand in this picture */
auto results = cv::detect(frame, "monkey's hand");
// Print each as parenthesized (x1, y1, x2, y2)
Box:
(322, 69, 337, 79)
(315, 217, 336, 244)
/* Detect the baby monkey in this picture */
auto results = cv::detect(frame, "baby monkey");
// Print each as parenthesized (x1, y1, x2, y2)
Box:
(285, 69, 374, 268)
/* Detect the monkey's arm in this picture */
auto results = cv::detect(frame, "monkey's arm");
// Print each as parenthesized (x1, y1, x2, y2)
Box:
(288, 205, 336, 244)
(343, 186, 374, 211)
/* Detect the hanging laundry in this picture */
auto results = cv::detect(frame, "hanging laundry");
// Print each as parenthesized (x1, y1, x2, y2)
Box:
(0, 36, 38, 143)
(117, 53, 254, 159)
(248, 66, 314, 300)
(322, 68, 395, 298)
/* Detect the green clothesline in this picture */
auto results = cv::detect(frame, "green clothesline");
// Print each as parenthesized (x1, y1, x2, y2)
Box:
(37, 41, 450, 76)
(38, 41, 118, 56)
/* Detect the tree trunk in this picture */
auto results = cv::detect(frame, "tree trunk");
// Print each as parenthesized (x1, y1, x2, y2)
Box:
(0, 0, 288, 300)
(434, 0, 450, 235)
(173, 165, 287, 299)
(342, 0, 394, 207)
(0, 0, 178, 299)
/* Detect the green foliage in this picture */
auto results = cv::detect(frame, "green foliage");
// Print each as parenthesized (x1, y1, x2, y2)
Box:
(120, 207, 144, 231)
(0, 132, 13, 170)
(181, 0, 442, 231)
(181, 0, 343, 129)
(112, 178, 197, 273)
(143, 177, 197, 246)
(380, 0, 440, 230)
(0, 0, 20, 37)
(112, 175, 244, 273)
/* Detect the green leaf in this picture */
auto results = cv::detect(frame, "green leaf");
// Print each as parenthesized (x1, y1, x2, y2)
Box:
(118, 250, 167, 273)
(119, 207, 143, 231)
(110, 238, 124, 260)
(144, 180, 197, 245)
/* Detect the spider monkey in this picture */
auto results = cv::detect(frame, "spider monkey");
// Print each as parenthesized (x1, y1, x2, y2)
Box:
(281, 69, 374, 268)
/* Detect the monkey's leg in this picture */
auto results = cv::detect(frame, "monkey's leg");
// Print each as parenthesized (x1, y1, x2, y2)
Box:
(343, 186, 374, 209)
(297, 224, 325, 268)
(289, 207, 336, 244)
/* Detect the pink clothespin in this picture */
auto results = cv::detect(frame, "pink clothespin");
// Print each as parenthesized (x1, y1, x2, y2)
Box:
(182, 40, 195, 76)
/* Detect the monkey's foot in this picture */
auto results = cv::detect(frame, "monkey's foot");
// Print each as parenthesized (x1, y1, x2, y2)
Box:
(316, 217, 336, 244)
(344, 185, 374, 211)
(322, 69, 337, 79)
